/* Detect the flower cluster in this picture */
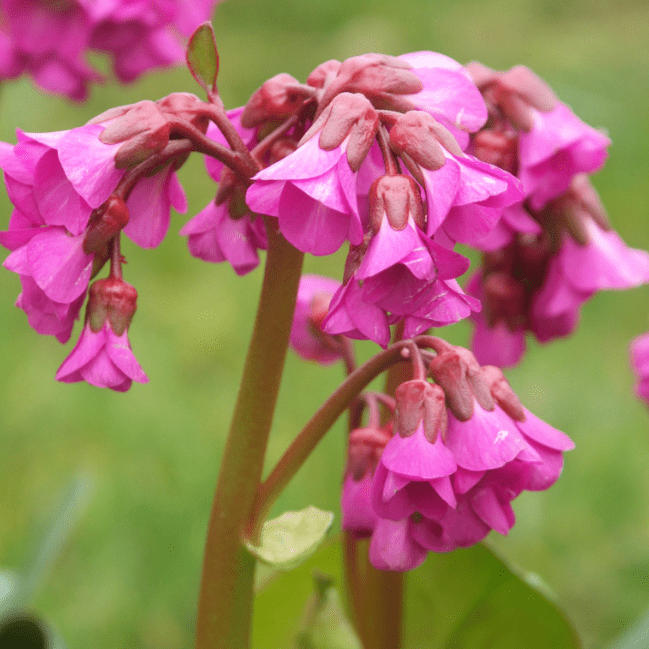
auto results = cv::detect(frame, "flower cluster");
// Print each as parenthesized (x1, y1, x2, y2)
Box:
(0, 94, 210, 388)
(0, 0, 222, 100)
(341, 342, 574, 571)
(464, 64, 649, 367)
(235, 52, 525, 347)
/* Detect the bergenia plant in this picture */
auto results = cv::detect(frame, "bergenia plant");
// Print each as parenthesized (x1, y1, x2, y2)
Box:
(2, 15, 647, 649)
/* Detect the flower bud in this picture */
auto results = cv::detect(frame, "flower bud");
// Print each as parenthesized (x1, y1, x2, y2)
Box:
(395, 380, 447, 442)
(390, 111, 462, 170)
(83, 196, 130, 254)
(480, 365, 525, 422)
(299, 93, 379, 172)
(347, 425, 392, 480)
(87, 278, 137, 336)
(240, 74, 314, 128)
(368, 174, 425, 233)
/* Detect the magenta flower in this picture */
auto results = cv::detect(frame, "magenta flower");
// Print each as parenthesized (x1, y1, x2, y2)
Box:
(519, 102, 610, 211)
(245, 93, 378, 255)
(630, 333, 649, 405)
(56, 321, 148, 391)
(362, 356, 574, 571)
(289, 275, 345, 364)
(180, 201, 267, 276)
(398, 51, 488, 149)
(0, 0, 223, 99)
(87, 1, 222, 83)
(56, 278, 147, 391)
(0, 0, 98, 100)
(468, 178, 649, 368)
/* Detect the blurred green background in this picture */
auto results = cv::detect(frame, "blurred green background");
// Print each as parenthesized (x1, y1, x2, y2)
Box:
(1, 0, 648, 647)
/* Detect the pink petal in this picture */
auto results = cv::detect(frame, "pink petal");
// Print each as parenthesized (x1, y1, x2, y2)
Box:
(368, 518, 428, 572)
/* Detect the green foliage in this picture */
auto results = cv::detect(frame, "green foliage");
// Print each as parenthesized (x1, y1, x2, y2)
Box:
(186, 22, 219, 95)
(254, 540, 580, 649)
(244, 507, 335, 570)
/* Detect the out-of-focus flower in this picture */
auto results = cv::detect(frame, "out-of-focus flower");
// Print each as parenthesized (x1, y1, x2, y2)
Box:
(630, 333, 649, 405)
(0, 0, 223, 99)
(289, 274, 344, 364)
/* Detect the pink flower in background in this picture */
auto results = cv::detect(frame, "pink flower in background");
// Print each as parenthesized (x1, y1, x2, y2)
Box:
(630, 333, 649, 405)
(289, 275, 344, 364)
(519, 102, 610, 210)
(0, 0, 223, 99)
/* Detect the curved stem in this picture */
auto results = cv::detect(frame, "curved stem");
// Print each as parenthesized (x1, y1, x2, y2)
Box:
(195, 221, 304, 649)
(245, 343, 410, 542)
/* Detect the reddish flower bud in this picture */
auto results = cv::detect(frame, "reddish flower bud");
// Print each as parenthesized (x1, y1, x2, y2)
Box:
(390, 111, 462, 170)
(156, 93, 210, 133)
(369, 174, 425, 233)
(300, 92, 379, 172)
(87, 277, 138, 336)
(347, 425, 392, 480)
(307, 60, 342, 88)
(471, 129, 518, 175)
(395, 380, 447, 442)
(480, 365, 525, 422)
(83, 197, 130, 255)
(335, 53, 422, 98)
(240, 74, 315, 128)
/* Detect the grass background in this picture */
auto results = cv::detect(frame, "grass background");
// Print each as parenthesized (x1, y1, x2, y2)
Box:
(0, 0, 648, 647)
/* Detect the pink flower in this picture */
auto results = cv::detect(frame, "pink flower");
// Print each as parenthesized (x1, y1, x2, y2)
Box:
(246, 93, 377, 255)
(0, 0, 223, 99)
(398, 51, 488, 149)
(361, 355, 574, 571)
(0, 0, 98, 100)
(630, 333, 649, 405)
(180, 200, 267, 276)
(56, 278, 148, 391)
(87, 1, 222, 84)
(519, 102, 610, 211)
(56, 321, 148, 391)
(289, 275, 344, 364)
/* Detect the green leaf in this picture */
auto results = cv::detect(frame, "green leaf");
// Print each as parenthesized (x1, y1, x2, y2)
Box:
(405, 543, 580, 649)
(253, 538, 343, 649)
(186, 22, 219, 93)
(245, 507, 334, 570)
(296, 573, 363, 649)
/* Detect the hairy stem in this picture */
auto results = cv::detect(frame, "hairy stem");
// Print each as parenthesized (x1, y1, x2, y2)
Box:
(195, 221, 304, 649)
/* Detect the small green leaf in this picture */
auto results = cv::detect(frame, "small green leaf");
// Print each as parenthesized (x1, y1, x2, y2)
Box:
(186, 22, 219, 93)
(296, 572, 363, 649)
(245, 507, 334, 570)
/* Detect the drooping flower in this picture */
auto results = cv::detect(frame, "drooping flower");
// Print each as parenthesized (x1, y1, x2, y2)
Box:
(289, 275, 344, 364)
(56, 277, 148, 391)
(468, 177, 649, 367)
(357, 346, 574, 571)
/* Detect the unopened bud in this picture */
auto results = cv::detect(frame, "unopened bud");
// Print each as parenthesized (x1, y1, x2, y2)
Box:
(368, 174, 425, 232)
(429, 345, 496, 420)
(480, 365, 525, 422)
(156, 93, 210, 133)
(83, 197, 130, 255)
(347, 425, 392, 479)
(390, 111, 462, 170)
(471, 129, 518, 174)
(307, 60, 342, 89)
(87, 278, 137, 336)
(241, 74, 314, 128)
(300, 93, 379, 172)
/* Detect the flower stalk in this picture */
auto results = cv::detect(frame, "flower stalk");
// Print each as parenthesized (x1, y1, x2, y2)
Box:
(195, 219, 304, 649)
